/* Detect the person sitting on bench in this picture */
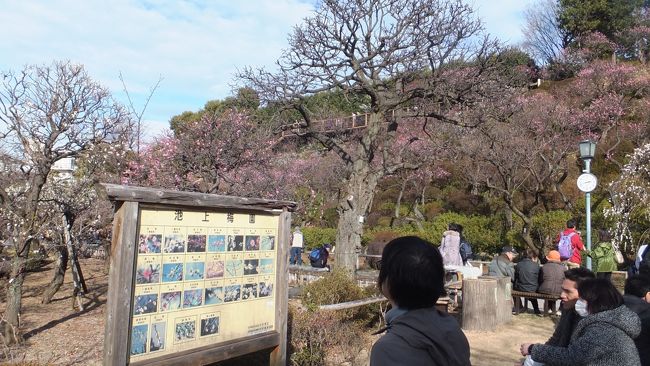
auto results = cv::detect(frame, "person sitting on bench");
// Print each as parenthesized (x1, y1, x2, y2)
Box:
(514, 249, 541, 316)
(538, 250, 566, 313)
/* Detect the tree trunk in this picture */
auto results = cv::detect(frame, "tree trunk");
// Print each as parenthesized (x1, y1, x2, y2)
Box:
(462, 277, 512, 331)
(390, 178, 407, 227)
(335, 164, 379, 271)
(62, 212, 87, 309)
(41, 244, 69, 304)
(4, 253, 27, 345)
(2, 164, 50, 344)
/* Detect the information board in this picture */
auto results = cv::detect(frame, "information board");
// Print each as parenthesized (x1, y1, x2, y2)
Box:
(128, 208, 279, 362)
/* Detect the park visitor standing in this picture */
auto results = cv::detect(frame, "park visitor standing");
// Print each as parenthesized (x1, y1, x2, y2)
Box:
(588, 229, 617, 281)
(556, 219, 585, 268)
(439, 223, 463, 267)
(290, 227, 303, 265)
(371, 236, 470, 366)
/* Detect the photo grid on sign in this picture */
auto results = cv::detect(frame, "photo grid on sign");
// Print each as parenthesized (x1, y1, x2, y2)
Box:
(128, 210, 277, 361)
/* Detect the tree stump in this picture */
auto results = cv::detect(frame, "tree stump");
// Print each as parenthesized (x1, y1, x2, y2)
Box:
(462, 276, 513, 331)
(494, 276, 513, 325)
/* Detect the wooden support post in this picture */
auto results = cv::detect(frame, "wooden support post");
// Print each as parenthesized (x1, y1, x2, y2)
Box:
(269, 210, 290, 366)
(103, 201, 139, 366)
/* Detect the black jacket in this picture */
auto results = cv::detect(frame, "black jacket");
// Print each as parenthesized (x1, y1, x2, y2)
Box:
(514, 258, 540, 292)
(624, 295, 650, 366)
(371, 307, 470, 366)
(545, 308, 582, 347)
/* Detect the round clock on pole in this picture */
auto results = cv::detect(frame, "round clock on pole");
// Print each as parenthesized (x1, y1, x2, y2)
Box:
(577, 173, 598, 193)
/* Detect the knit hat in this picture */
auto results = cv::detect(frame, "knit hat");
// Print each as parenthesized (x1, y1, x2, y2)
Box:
(546, 250, 561, 261)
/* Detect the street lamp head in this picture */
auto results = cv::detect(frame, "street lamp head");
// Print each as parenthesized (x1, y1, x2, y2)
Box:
(579, 140, 596, 160)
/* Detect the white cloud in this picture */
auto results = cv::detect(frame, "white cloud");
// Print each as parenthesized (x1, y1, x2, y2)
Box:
(1, 0, 534, 139)
(0, 0, 314, 137)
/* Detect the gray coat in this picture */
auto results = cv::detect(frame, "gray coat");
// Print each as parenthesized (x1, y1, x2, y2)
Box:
(538, 261, 566, 296)
(371, 307, 470, 366)
(545, 308, 582, 347)
(531, 305, 641, 366)
(487, 254, 515, 281)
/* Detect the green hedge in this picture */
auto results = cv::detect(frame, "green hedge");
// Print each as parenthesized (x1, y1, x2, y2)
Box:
(360, 210, 587, 256)
(301, 227, 337, 250)
(362, 212, 503, 255)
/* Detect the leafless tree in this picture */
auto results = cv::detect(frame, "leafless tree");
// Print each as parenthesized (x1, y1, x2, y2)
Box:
(239, 0, 507, 269)
(457, 93, 579, 250)
(522, 0, 568, 64)
(0, 61, 132, 344)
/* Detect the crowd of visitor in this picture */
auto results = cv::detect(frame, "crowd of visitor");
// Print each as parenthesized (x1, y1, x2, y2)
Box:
(367, 218, 650, 366)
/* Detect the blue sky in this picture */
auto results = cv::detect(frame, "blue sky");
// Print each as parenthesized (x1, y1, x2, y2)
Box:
(0, 0, 535, 140)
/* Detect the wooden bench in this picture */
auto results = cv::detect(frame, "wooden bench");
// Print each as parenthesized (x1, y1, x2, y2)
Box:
(511, 290, 561, 315)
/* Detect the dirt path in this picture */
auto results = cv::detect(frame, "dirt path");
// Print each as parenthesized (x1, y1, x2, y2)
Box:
(466, 314, 555, 366)
(1, 259, 554, 365)
(1, 258, 108, 365)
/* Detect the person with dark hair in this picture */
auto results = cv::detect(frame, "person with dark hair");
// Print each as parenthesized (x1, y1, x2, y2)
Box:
(587, 229, 617, 280)
(487, 246, 517, 282)
(556, 219, 585, 268)
(371, 236, 470, 366)
(457, 224, 474, 265)
(624, 275, 650, 366)
(626, 274, 650, 301)
(439, 223, 463, 267)
(521, 278, 641, 365)
(309, 243, 331, 269)
(637, 243, 650, 276)
(522, 267, 595, 351)
(514, 249, 541, 315)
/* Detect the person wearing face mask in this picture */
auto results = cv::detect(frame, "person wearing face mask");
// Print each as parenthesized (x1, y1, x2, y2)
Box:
(520, 278, 641, 366)
(524, 267, 594, 350)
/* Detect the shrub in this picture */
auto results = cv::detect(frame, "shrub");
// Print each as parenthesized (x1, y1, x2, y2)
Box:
(301, 269, 364, 310)
(364, 231, 399, 269)
(288, 305, 370, 366)
(426, 213, 503, 255)
(531, 210, 573, 252)
(300, 269, 380, 322)
(291, 270, 379, 365)
(422, 201, 444, 219)
(302, 227, 337, 251)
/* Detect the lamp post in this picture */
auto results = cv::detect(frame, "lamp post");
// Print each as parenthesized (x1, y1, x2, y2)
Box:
(577, 140, 597, 270)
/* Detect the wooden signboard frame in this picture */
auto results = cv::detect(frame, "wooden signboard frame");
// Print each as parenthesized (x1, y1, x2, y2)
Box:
(101, 184, 296, 366)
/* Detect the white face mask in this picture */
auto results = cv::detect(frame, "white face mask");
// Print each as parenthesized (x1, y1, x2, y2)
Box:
(575, 299, 589, 317)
